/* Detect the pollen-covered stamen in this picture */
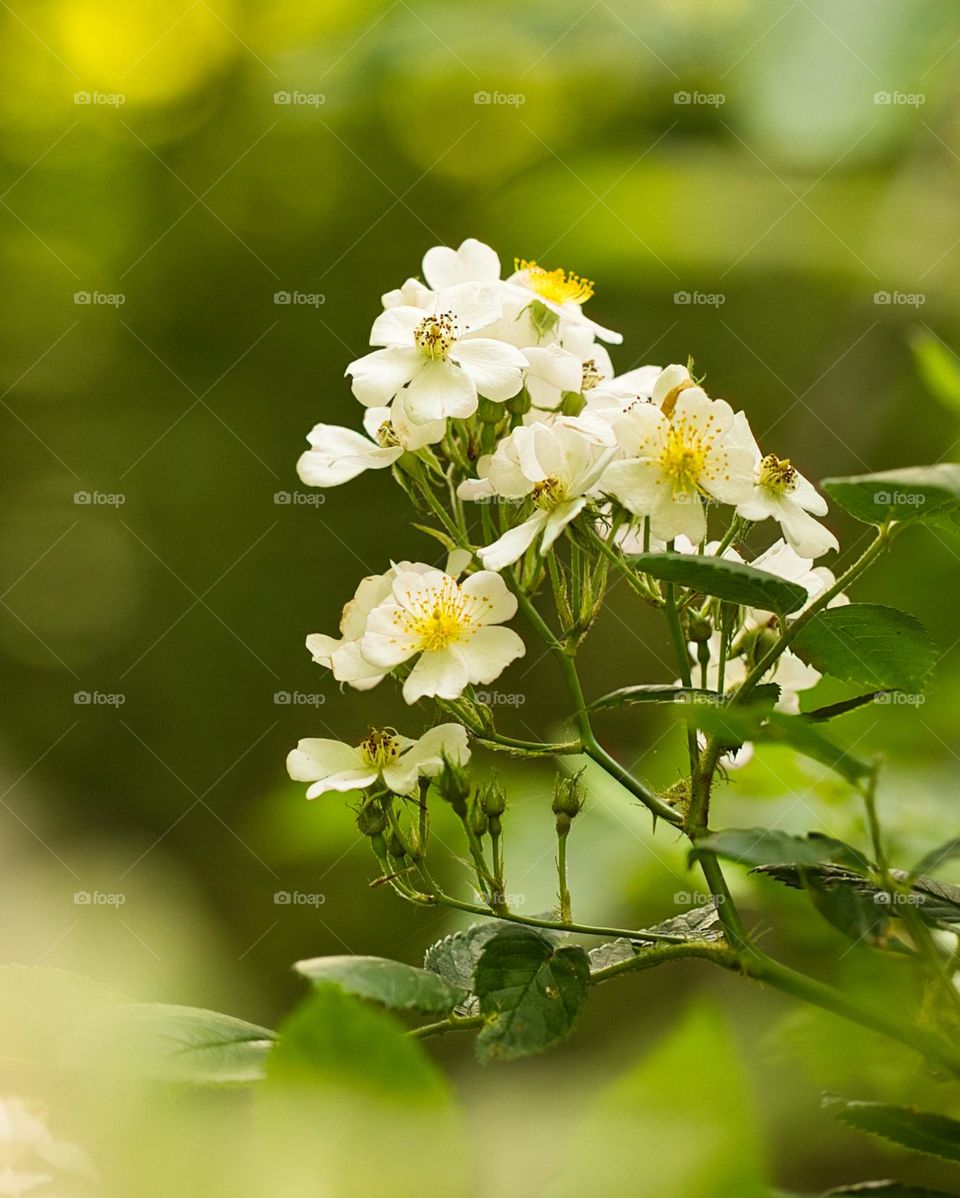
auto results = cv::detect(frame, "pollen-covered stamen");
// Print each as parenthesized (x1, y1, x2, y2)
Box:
(758, 453, 798, 494)
(413, 312, 457, 360)
(376, 420, 401, 448)
(359, 728, 402, 770)
(515, 258, 595, 306)
(581, 358, 603, 391)
(659, 379, 696, 419)
(392, 576, 490, 652)
(532, 475, 568, 509)
(657, 411, 726, 495)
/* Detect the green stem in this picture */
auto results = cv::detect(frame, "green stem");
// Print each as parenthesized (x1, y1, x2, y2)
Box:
(411, 1013, 486, 1040)
(557, 832, 571, 922)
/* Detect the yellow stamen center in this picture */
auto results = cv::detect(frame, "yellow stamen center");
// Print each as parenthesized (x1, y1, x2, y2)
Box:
(391, 576, 494, 653)
(655, 409, 726, 495)
(359, 728, 402, 770)
(581, 358, 603, 391)
(414, 312, 456, 360)
(515, 258, 594, 306)
(758, 454, 798, 494)
(532, 476, 568, 509)
(376, 420, 401, 448)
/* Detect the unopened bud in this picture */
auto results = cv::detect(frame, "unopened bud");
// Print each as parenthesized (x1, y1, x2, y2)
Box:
(552, 769, 585, 832)
(687, 614, 712, 644)
(469, 797, 489, 839)
(507, 388, 532, 417)
(477, 397, 503, 425)
(480, 778, 507, 818)
(560, 390, 585, 417)
(435, 752, 472, 815)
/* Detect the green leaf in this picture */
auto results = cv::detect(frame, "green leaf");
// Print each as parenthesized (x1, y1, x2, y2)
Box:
(692, 828, 871, 871)
(826, 1098, 960, 1164)
(267, 986, 448, 1105)
(627, 551, 809, 614)
(805, 692, 884, 722)
(793, 604, 937, 692)
(589, 683, 720, 711)
(755, 865, 960, 929)
(910, 329, 960, 417)
(685, 703, 873, 784)
(588, 904, 724, 974)
(824, 1184, 960, 1197)
(423, 921, 509, 991)
(912, 837, 960, 878)
(473, 928, 590, 1062)
(294, 955, 467, 1014)
(822, 464, 960, 525)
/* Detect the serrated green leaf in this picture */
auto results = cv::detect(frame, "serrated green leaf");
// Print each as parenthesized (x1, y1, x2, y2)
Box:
(755, 865, 960, 929)
(692, 828, 871, 870)
(294, 955, 467, 1014)
(822, 465, 960, 525)
(793, 604, 937, 692)
(423, 921, 511, 991)
(473, 928, 590, 1062)
(627, 551, 809, 614)
(267, 986, 448, 1105)
(826, 1098, 960, 1164)
(588, 904, 724, 974)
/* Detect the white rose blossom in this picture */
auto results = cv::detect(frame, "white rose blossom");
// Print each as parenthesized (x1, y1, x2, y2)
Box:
(360, 566, 525, 703)
(346, 283, 527, 424)
(458, 424, 615, 571)
(602, 386, 756, 543)
(296, 405, 445, 489)
(287, 723, 470, 798)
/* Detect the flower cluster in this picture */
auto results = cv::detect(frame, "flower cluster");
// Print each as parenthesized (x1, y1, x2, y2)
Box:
(288, 237, 839, 820)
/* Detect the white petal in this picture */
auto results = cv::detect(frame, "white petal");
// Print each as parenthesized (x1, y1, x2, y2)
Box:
(296, 426, 400, 487)
(403, 359, 477, 422)
(652, 363, 692, 407)
(305, 768, 379, 798)
(648, 488, 707, 544)
(450, 338, 526, 402)
(287, 738, 366, 783)
(382, 723, 470, 793)
(541, 497, 586, 551)
(403, 647, 470, 703)
(422, 239, 501, 290)
(460, 569, 519, 622)
(460, 625, 526, 684)
(369, 305, 423, 347)
(773, 498, 839, 558)
(477, 513, 547, 571)
(603, 458, 666, 515)
(523, 344, 583, 392)
(346, 346, 423, 406)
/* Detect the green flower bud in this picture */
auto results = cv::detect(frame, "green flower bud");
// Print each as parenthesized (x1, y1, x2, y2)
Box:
(551, 769, 585, 831)
(356, 802, 387, 838)
(435, 751, 472, 815)
(469, 797, 489, 839)
(507, 387, 532, 417)
(480, 778, 507, 818)
(687, 614, 712, 644)
(560, 390, 585, 417)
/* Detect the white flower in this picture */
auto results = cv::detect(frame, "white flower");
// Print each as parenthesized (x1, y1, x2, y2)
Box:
(381, 276, 435, 311)
(602, 387, 755, 543)
(701, 635, 821, 715)
(458, 424, 614, 570)
(296, 405, 445, 489)
(360, 567, 525, 703)
(307, 562, 433, 691)
(568, 364, 662, 444)
(651, 363, 697, 414)
(521, 344, 586, 414)
(421, 237, 502, 290)
(504, 258, 622, 344)
(346, 284, 526, 424)
(731, 413, 838, 559)
(287, 723, 470, 798)
(0, 1096, 95, 1196)
(748, 538, 846, 625)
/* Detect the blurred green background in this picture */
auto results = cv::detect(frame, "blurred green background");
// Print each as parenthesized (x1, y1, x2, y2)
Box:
(3, 0, 960, 1192)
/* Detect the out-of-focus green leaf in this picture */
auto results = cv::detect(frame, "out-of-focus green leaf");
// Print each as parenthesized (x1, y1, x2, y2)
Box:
(822, 465, 960, 525)
(912, 838, 960, 878)
(473, 928, 590, 1062)
(756, 865, 960, 929)
(910, 329, 960, 417)
(627, 551, 809, 614)
(824, 1184, 960, 1196)
(792, 604, 937, 692)
(267, 986, 448, 1106)
(825, 1097, 960, 1163)
(294, 955, 467, 1014)
(692, 828, 871, 870)
(589, 683, 720, 710)
(805, 692, 884, 721)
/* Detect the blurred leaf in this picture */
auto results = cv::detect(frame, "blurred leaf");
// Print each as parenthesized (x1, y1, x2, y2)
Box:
(805, 692, 884, 722)
(473, 928, 590, 1062)
(912, 838, 960, 878)
(822, 466, 960, 525)
(555, 1004, 768, 1198)
(824, 1184, 960, 1196)
(910, 329, 960, 418)
(793, 604, 937, 693)
(294, 954, 467, 1014)
(267, 986, 448, 1106)
(825, 1097, 960, 1163)
(692, 828, 871, 870)
(628, 551, 809, 614)
(756, 865, 960, 929)
(0, 965, 126, 1069)
(589, 683, 720, 710)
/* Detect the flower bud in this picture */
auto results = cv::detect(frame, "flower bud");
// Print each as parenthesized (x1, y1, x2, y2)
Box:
(552, 769, 585, 834)
(560, 390, 585, 417)
(387, 831, 407, 861)
(687, 614, 712, 644)
(477, 397, 503, 425)
(469, 796, 489, 839)
(435, 752, 472, 815)
(507, 388, 532, 417)
(356, 802, 387, 838)
(479, 778, 507, 818)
